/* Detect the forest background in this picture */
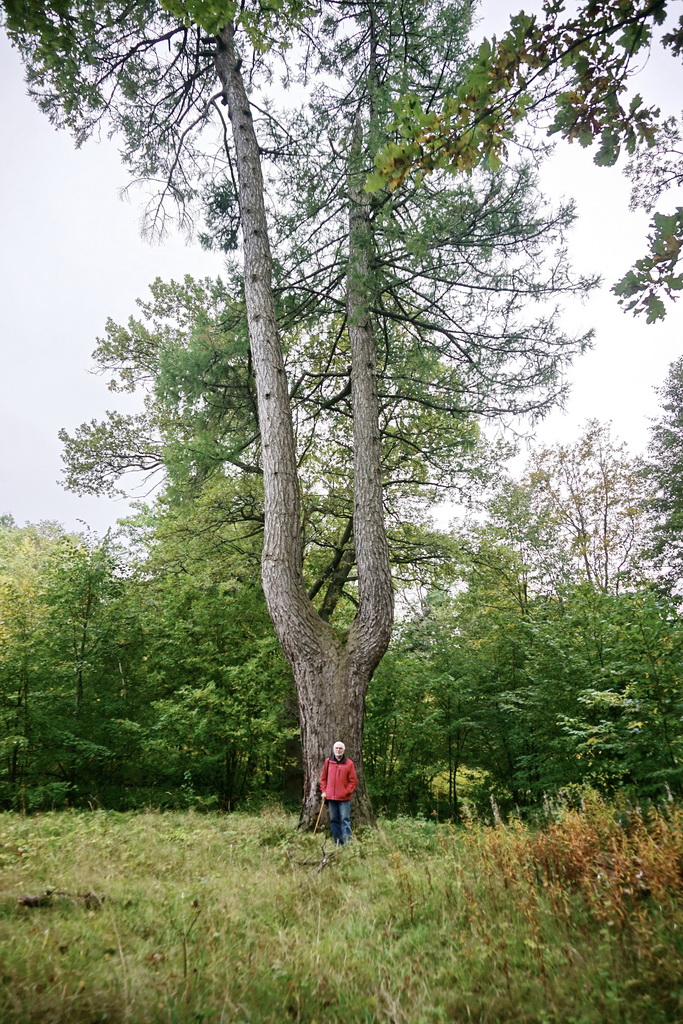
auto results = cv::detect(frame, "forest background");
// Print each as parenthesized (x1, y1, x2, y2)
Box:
(1, 0, 683, 819)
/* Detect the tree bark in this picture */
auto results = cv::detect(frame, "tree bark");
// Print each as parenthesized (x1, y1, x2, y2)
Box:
(215, 24, 393, 828)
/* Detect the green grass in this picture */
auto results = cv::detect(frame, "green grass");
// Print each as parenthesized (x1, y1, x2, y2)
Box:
(1, 800, 683, 1023)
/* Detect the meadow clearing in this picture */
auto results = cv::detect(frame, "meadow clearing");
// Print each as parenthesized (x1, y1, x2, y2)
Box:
(1, 797, 682, 1023)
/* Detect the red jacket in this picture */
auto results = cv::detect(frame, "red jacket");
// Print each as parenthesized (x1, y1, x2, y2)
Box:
(320, 756, 358, 801)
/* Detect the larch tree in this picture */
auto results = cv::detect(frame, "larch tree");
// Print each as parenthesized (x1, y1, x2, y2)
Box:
(4, 0, 593, 824)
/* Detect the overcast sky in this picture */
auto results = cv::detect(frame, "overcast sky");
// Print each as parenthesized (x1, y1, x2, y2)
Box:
(1, 3, 681, 536)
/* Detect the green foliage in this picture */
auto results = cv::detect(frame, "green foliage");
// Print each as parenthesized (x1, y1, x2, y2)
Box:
(5, 409, 683, 815)
(370, 1, 669, 190)
(559, 589, 683, 793)
(368, 576, 683, 816)
(0, 0, 316, 226)
(160, 0, 316, 49)
(365, 423, 681, 816)
(369, 0, 682, 320)
(133, 575, 295, 807)
(0, 517, 294, 811)
(614, 208, 683, 322)
(59, 275, 259, 499)
(644, 355, 683, 590)
(0, 522, 131, 808)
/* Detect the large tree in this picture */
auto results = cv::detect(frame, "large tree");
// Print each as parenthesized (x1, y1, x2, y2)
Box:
(4, 0, 592, 824)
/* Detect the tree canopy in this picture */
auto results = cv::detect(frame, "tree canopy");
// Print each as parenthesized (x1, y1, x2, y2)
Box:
(368, 0, 683, 322)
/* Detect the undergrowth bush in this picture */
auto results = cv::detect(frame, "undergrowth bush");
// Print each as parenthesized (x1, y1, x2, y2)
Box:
(1, 795, 682, 1023)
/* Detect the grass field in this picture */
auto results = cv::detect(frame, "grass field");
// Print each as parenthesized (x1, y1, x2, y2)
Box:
(1, 796, 683, 1023)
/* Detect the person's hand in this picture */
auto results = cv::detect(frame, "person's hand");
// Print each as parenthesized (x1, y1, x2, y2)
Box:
(321, 792, 326, 800)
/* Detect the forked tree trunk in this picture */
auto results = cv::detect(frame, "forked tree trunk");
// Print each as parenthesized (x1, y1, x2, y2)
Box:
(216, 24, 393, 828)
(295, 642, 375, 828)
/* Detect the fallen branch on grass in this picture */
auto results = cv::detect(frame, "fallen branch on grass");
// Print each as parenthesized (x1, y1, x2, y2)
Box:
(285, 842, 340, 875)
(17, 889, 105, 909)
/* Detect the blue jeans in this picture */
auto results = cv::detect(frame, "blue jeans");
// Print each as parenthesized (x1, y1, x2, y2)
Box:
(328, 800, 351, 844)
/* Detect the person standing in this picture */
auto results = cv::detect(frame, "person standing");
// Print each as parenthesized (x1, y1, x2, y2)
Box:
(320, 741, 357, 844)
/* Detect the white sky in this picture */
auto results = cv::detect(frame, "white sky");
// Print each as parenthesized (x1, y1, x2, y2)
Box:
(1, 4, 682, 535)
(476, 0, 683, 453)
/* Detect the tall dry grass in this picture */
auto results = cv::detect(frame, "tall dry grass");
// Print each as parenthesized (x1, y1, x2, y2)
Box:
(1, 795, 682, 1023)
